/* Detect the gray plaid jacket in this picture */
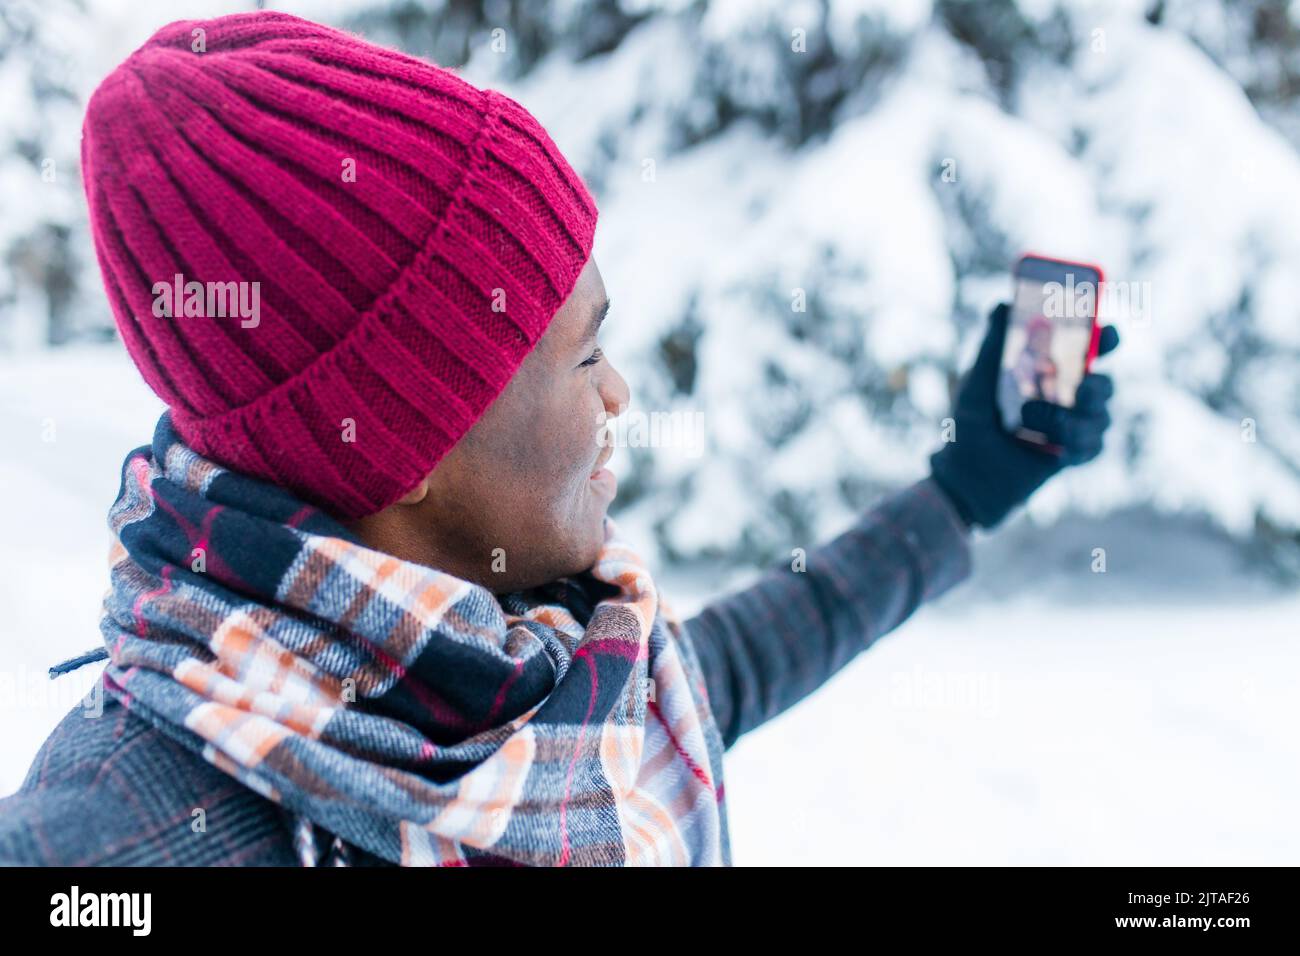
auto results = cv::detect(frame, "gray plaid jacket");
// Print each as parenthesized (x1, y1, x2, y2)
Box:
(0, 477, 971, 865)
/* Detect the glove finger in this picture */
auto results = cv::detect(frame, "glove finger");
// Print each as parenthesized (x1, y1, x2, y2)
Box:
(960, 303, 1011, 406)
(1020, 399, 1070, 442)
(1064, 414, 1107, 458)
(1074, 373, 1114, 412)
(1094, 324, 1120, 358)
(1021, 402, 1110, 447)
(1059, 407, 1111, 460)
(1064, 434, 1104, 465)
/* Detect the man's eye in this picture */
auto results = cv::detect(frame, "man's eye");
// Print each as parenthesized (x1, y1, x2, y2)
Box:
(579, 346, 604, 368)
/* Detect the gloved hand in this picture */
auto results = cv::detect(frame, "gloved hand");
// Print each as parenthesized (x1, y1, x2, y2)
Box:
(929, 302, 1120, 530)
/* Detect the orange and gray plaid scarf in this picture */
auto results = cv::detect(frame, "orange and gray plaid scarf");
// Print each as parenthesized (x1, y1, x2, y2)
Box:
(98, 413, 730, 866)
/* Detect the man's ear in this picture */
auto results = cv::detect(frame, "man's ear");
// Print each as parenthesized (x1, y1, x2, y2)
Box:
(396, 477, 430, 506)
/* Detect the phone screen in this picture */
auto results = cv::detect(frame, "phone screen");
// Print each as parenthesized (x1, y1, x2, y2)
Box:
(996, 256, 1100, 441)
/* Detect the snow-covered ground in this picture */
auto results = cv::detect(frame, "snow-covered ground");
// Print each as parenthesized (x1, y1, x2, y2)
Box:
(0, 347, 166, 798)
(720, 594, 1300, 866)
(2, 347, 1296, 864)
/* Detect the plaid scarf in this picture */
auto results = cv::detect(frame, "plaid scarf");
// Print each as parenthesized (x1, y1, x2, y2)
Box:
(96, 413, 730, 866)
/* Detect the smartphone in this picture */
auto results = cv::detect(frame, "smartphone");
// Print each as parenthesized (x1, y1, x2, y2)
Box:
(996, 253, 1104, 451)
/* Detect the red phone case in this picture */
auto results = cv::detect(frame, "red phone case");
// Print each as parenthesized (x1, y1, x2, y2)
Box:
(1011, 252, 1105, 455)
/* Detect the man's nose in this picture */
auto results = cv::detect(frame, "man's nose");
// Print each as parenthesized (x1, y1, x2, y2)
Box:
(600, 362, 631, 420)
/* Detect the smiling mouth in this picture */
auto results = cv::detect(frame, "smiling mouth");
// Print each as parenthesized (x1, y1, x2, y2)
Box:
(589, 445, 618, 499)
(590, 445, 614, 479)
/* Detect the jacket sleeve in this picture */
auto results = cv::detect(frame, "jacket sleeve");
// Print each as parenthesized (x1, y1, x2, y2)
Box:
(682, 476, 974, 750)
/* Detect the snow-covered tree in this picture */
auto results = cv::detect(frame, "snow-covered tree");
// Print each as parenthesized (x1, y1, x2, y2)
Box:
(2, 0, 1297, 575)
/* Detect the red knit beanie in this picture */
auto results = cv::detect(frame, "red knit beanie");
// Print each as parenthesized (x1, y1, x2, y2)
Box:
(81, 11, 598, 518)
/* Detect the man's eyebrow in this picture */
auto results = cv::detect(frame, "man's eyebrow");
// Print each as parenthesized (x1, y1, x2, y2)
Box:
(585, 298, 610, 342)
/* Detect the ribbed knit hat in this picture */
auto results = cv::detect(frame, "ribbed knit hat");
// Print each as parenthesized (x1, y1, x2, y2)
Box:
(82, 11, 598, 519)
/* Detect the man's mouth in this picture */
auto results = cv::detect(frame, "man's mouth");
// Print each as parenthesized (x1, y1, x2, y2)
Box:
(589, 445, 617, 498)
(590, 444, 614, 479)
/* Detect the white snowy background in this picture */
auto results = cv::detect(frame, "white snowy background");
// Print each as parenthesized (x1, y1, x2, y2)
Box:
(1, 0, 1297, 864)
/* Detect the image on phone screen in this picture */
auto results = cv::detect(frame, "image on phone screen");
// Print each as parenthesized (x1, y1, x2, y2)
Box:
(996, 257, 1100, 439)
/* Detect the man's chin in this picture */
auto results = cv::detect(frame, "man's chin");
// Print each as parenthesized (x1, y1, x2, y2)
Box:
(567, 519, 608, 577)
(574, 531, 605, 575)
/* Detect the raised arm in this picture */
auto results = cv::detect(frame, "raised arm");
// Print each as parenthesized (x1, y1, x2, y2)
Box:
(685, 300, 1122, 751)
(683, 476, 973, 750)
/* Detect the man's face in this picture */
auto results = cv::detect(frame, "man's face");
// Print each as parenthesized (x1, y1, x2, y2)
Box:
(402, 255, 629, 593)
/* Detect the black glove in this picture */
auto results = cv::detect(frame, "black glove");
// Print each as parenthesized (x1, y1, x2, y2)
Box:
(929, 302, 1120, 530)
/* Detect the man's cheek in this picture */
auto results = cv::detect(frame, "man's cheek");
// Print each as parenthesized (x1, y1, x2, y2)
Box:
(542, 400, 596, 477)
(518, 431, 582, 492)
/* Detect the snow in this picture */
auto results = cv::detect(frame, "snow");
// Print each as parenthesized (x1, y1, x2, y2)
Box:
(1068, 17, 1300, 351)
(721, 592, 1300, 865)
(0, 347, 164, 792)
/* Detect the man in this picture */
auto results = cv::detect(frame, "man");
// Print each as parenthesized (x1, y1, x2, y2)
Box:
(0, 11, 1117, 866)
